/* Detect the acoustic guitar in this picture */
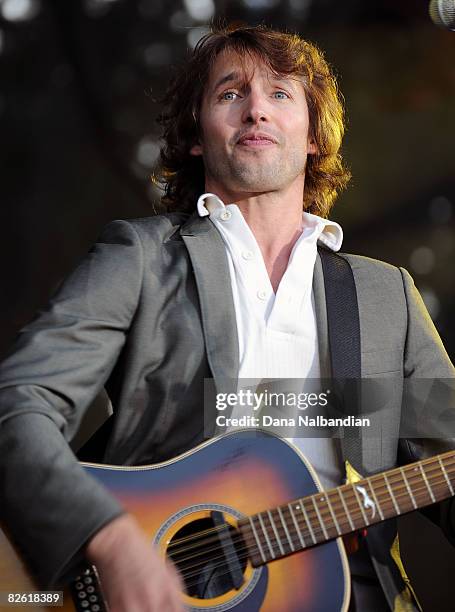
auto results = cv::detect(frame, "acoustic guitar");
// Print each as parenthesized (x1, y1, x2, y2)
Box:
(1, 430, 454, 611)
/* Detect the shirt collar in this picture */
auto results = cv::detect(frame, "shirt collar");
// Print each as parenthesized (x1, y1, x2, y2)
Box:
(196, 192, 343, 252)
(196, 193, 226, 217)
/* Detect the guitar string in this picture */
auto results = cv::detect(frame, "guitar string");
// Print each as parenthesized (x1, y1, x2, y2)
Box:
(174, 472, 453, 583)
(180, 478, 455, 592)
(166, 456, 455, 568)
(164, 457, 455, 552)
(165, 454, 455, 556)
(169, 455, 455, 548)
(168, 462, 455, 583)
(179, 470, 455, 590)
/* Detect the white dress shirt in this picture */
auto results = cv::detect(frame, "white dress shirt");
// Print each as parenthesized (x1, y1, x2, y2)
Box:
(197, 193, 344, 489)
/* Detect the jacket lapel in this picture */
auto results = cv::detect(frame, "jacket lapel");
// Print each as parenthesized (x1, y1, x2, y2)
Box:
(180, 214, 239, 399)
(312, 253, 331, 380)
(316, 247, 371, 475)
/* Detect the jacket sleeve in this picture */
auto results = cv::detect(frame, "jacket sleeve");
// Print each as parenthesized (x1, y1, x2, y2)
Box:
(0, 219, 144, 587)
(399, 267, 455, 543)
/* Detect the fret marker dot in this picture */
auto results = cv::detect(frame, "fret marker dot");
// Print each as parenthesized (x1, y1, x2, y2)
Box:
(296, 505, 300, 510)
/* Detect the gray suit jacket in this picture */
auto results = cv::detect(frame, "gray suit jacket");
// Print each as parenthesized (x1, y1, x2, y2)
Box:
(0, 213, 454, 598)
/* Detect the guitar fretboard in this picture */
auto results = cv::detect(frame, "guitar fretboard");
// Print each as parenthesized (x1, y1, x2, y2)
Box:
(238, 450, 455, 566)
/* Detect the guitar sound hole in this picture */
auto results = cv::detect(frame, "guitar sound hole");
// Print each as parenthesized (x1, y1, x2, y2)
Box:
(167, 517, 247, 599)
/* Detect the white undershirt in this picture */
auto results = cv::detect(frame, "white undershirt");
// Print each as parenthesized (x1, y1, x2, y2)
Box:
(197, 193, 345, 489)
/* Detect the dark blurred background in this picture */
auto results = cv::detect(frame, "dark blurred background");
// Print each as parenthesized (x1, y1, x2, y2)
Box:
(0, 0, 454, 608)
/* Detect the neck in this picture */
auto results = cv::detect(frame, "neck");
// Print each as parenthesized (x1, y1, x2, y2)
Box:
(207, 181, 306, 292)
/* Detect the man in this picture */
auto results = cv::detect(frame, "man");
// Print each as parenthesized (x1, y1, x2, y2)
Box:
(0, 24, 454, 612)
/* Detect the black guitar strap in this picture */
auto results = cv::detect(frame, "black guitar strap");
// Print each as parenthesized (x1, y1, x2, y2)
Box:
(319, 248, 422, 612)
(318, 246, 364, 474)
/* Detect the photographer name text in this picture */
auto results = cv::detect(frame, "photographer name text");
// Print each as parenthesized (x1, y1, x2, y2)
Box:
(215, 414, 370, 428)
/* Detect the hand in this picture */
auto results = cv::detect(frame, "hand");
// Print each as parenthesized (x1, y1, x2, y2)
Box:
(86, 514, 184, 612)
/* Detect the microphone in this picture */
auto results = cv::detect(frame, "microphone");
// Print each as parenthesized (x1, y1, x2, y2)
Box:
(429, 0, 455, 30)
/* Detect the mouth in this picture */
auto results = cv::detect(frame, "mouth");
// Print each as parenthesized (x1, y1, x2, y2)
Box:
(237, 132, 277, 148)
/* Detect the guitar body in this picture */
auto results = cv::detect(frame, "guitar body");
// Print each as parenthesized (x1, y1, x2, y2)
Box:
(1, 431, 350, 611)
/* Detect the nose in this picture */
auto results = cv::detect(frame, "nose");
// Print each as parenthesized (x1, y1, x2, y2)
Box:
(241, 91, 270, 124)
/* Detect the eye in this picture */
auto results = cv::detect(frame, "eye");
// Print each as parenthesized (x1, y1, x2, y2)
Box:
(221, 91, 239, 101)
(273, 91, 290, 99)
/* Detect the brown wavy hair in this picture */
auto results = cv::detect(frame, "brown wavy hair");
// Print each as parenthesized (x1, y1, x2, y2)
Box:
(155, 24, 351, 218)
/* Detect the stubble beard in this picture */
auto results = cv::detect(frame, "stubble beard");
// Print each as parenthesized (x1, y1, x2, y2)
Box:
(204, 145, 306, 194)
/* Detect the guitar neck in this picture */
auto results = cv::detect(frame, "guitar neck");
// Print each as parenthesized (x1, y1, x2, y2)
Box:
(239, 449, 455, 566)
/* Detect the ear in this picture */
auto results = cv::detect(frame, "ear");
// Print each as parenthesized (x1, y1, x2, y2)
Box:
(307, 138, 318, 155)
(190, 143, 203, 156)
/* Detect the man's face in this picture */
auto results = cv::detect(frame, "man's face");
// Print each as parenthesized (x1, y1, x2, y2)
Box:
(190, 50, 316, 199)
